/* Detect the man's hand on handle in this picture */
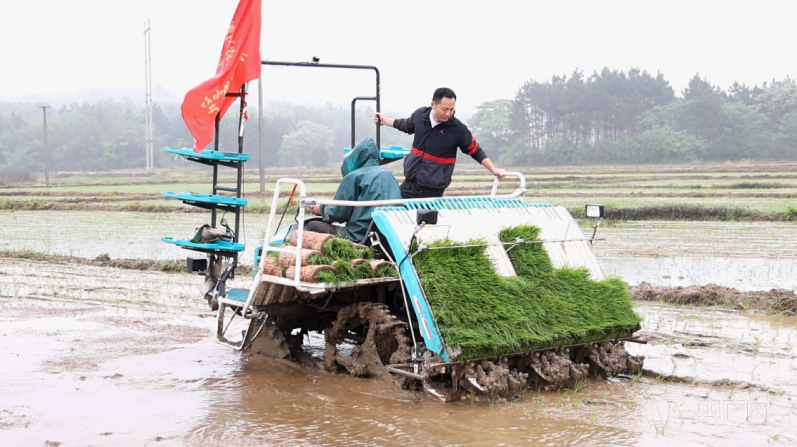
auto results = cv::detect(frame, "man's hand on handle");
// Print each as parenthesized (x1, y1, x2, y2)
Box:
(480, 158, 505, 180)
(373, 113, 394, 127)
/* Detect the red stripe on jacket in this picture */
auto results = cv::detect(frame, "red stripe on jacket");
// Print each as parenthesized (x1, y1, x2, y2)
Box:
(467, 137, 479, 155)
(411, 147, 456, 164)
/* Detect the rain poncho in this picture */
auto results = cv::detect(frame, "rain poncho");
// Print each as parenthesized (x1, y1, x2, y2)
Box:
(320, 138, 402, 242)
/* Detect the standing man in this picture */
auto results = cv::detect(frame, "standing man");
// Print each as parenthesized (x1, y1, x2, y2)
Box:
(374, 87, 505, 199)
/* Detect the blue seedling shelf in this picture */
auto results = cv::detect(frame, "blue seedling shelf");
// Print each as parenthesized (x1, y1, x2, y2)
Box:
(343, 146, 409, 160)
(165, 147, 250, 163)
(163, 192, 248, 207)
(225, 288, 250, 302)
(161, 237, 245, 253)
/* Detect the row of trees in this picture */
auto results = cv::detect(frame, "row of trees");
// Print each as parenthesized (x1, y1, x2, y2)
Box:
(1, 70, 795, 172)
(469, 70, 797, 165)
(0, 99, 412, 172)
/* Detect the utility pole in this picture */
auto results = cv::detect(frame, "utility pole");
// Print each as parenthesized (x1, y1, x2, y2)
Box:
(143, 20, 153, 171)
(258, 75, 265, 193)
(39, 106, 50, 187)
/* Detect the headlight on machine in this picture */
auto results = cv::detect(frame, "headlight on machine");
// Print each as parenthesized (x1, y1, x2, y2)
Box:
(585, 204, 605, 219)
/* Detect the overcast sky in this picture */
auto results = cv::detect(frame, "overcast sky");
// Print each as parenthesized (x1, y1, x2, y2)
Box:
(1, 0, 794, 114)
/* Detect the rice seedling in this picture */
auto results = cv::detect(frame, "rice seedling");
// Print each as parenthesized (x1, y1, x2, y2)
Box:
(588, 405, 598, 425)
(374, 264, 398, 278)
(654, 408, 671, 435)
(307, 238, 379, 284)
(767, 430, 796, 444)
(751, 362, 761, 381)
(753, 333, 763, 353)
(412, 225, 642, 360)
(705, 385, 714, 398)
(524, 397, 541, 415)
(317, 238, 373, 263)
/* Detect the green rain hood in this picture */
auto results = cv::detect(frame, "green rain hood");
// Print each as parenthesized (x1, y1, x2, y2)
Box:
(321, 138, 402, 242)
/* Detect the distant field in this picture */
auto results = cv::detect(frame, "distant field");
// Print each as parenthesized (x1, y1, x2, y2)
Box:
(1, 160, 796, 220)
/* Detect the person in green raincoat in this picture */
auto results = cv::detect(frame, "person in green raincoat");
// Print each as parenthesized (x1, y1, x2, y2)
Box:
(307, 138, 402, 242)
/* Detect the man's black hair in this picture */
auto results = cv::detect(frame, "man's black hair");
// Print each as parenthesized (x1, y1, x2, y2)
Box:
(432, 87, 456, 103)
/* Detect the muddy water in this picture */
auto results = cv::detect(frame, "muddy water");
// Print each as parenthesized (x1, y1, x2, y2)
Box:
(2, 259, 796, 446)
(593, 221, 797, 291)
(3, 211, 797, 291)
(3, 291, 641, 447)
(630, 303, 797, 391)
(606, 257, 797, 292)
(0, 211, 269, 262)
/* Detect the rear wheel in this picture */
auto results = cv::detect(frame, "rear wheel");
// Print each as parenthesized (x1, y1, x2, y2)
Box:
(324, 303, 412, 380)
(246, 321, 291, 360)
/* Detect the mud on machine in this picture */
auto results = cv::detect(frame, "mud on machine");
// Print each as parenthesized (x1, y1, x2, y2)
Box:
(163, 61, 646, 402)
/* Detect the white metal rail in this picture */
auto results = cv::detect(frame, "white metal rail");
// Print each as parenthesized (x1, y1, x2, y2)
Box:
(234, 172, 529, 314)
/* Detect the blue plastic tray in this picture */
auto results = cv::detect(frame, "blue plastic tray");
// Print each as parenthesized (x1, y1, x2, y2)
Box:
(164, 147, 250, 162)
(163, 192, 247, 207)
(226, 288, 250, 302)
(342, 146, 409, 160)
(161, 237, 245, 252)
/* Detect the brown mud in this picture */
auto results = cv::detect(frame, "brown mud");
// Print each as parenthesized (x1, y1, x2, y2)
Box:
(631, 282, 797, 316)
(43, 171, 797, 185)
(1, 250, 259, 277)
(6, 163, 797, 192)
(3, 248, 792, 313)
(6, 181, 797, 197)
(487, 162, 797, 175)
(0, 200, 208, 212)
(0, 250, 254, 276)
(32, 161, 797, 179)
(2, 197, 793, 223)
(2, 191, 165, 199)
(323, 302, 412, 379)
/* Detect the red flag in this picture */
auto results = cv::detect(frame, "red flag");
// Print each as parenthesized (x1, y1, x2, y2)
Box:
(181, 0, 261, 152)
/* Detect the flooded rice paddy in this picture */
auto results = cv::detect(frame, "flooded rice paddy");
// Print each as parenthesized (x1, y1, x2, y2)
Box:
(593, 221, 797, 292)
(1, 211, 796, 446)
(2, 212, 795, 291)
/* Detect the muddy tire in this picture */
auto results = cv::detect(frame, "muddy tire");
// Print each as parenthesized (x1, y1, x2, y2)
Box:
(324, 303, 412, 382)
(423, 341, 646, 401)
(246, 321, 291, 360)
(584, 341, 645, 378)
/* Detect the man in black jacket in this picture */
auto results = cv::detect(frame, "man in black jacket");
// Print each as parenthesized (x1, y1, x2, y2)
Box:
(374, 87, 505, 199)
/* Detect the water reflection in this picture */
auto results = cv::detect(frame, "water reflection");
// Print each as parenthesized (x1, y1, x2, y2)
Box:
(187, 360, 639, 447)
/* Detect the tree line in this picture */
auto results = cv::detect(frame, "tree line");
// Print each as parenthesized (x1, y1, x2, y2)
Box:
(0, 98, 413, 173)
(469, 69, 797, 165)
(1, 69, 795, 173)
